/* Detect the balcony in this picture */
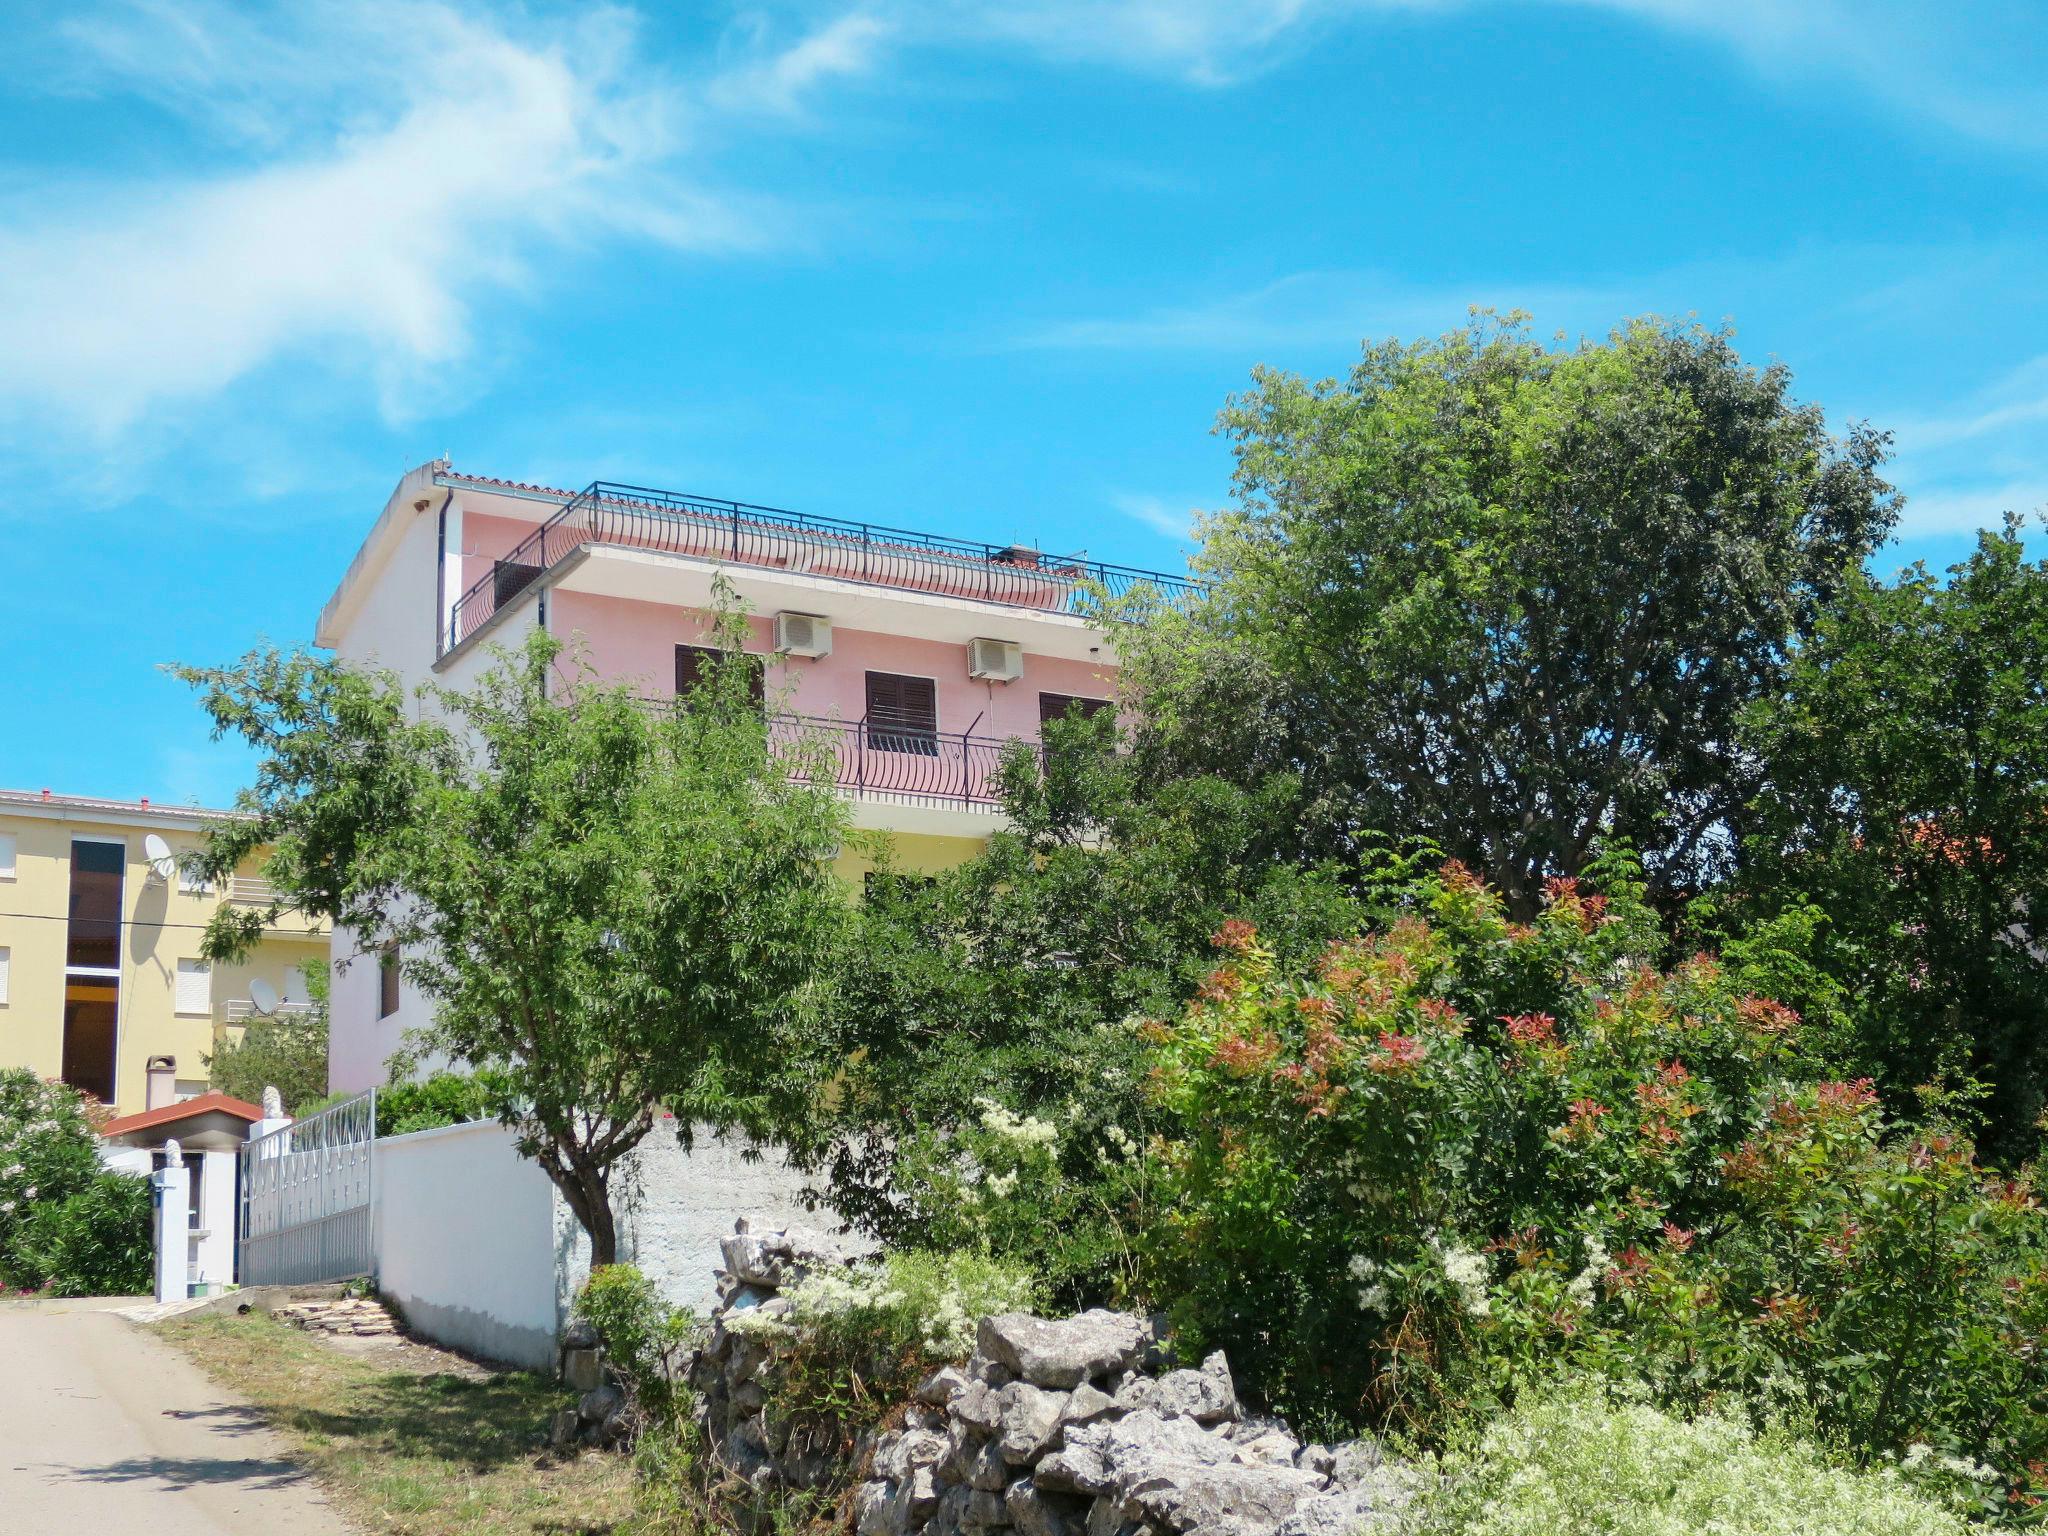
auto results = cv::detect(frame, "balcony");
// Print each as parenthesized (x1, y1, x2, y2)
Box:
(226, 875, 283, 906)
(447, 481, 1204, 654)
(218, 998, 315, 1026)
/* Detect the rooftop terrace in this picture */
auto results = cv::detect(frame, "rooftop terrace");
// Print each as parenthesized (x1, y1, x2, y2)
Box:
(445, 478, 1204, 653)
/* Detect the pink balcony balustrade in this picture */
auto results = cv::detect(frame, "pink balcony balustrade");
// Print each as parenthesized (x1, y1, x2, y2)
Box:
(447, 481, 1203, 653)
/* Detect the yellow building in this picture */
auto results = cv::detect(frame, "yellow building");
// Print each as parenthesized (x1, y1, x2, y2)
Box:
(0, 789, 328, 1115)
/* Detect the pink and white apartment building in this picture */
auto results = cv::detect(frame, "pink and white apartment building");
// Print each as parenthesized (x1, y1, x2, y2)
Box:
(316, 460, 1199, 1092)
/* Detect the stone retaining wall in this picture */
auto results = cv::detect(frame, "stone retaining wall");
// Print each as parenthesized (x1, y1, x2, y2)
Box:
(689, 1221, 1409, 1536)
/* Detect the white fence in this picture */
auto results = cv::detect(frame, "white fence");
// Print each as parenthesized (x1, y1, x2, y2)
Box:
(240, 1089, 376, 1284)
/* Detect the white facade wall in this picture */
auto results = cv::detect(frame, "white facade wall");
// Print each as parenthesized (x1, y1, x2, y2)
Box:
(370, 1117, 825, 1368)
(325, 492, 445, 1097)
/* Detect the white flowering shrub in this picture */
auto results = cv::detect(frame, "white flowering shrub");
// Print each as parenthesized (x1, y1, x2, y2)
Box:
(1410, 1390, 1968, 1536)
(885, 1090, 1157, 1309)
(758, 1249, 1040, 1431)
(0, 1069, 148, 1296)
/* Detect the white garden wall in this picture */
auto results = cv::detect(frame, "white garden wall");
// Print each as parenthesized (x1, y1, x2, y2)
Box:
(373, 1120, 563, 1368)
(371, 1113, 824, 1370)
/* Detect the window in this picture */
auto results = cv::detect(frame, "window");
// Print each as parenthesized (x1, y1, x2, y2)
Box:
(675, 644, 765, 706)
(0, 832, 14, 880)
(61, 982, 118, 1105)
(66, 838, 124, 971)
(0, 946, 9, 1006)
(177, 855, 212, 895)
(379, 945, 401, 1018)
(1039, 693, 1113, 727)
(62, 840, 123, 1104)
(174, 958, 211, 1017)
(865, 671, 938, 755)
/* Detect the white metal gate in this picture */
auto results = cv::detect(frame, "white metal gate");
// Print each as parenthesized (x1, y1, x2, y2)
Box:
(239, 1089, 376, 1285)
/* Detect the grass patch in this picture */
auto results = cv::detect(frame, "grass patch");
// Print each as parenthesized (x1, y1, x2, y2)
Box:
(157, 1310, 637, 1536)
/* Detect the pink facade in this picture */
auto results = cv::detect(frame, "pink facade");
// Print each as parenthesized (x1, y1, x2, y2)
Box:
(548, 589, 1115, 741)
(314, 461, 1188, 1095)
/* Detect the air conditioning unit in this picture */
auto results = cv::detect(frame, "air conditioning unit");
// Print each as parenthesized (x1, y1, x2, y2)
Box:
(968, 637, 1024, 682)
(776, 612, 833, 658)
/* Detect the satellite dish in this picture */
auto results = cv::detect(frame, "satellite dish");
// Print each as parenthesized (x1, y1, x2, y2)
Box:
(143, 833, 177, 885)
(247, 978, 281, 1017)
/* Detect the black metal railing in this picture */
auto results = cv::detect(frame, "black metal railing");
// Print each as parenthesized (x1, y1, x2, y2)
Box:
(771, 713, 1022, 807)
(447, 480, 1204, 651)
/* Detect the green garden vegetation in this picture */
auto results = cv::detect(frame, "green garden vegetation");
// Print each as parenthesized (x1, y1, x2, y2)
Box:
(0, 1069, 151, 1296)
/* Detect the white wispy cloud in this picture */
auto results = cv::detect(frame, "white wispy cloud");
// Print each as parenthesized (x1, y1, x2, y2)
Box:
(1109, 491, 1203, 539)
(0, 1, 891, 445)
(889, 0, 2048, 144)
(708, 11, 893, 115)
(1008, 269, 1632, 354)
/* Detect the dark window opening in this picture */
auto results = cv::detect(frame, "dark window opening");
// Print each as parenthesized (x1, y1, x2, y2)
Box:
(379, 945, 401, 1019)
(67, 839, 124, 971)
(492, 560, 543, 609)
(152, 1147, 204, 1232)
(62, 984, 119, 1105)
(866, 672, 938, 756)
(1038, 693, 1113, 728)
(675, 644, 765, 706)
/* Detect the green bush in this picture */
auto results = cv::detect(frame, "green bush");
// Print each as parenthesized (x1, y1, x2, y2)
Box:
(377, 1070, 505, 1136)
(9, 1172, 153, 1296)
(1410, 1390, 1968, 1536)
(575, 1263, 694, 1429)
(1142, 855, 2048, 1510)
(1144, 850, 1807, 1428)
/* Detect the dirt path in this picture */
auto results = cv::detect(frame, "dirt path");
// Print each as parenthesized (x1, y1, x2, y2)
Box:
(0, 1297, 356, 1535)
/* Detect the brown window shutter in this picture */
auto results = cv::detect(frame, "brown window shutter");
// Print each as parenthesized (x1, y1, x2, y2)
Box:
(1039, 692, 1112, 726)
(866, 672, 938, 754)
(677, 645, 765, 705)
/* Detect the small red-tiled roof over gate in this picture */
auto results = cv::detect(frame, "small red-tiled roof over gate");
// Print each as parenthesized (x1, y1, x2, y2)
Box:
(100, 1092, 266, 1141)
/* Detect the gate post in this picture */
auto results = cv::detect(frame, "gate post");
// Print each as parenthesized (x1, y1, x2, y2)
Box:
(152, 1140, 189, 1304)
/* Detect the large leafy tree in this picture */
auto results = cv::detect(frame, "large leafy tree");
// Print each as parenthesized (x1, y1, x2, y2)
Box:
(1735, 520, 2048, 1154)
(178, 623, 848, 1264)
(1119, 313, 1898, 915)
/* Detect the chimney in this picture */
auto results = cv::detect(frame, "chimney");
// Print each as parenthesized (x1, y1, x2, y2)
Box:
(146, 1055, 177, 1111)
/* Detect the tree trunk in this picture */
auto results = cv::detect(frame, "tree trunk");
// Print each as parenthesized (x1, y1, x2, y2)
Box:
(545, 1155, 619, 1268)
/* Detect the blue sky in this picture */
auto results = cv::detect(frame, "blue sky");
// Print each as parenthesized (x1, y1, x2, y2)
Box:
(4, 1, 2048, 806)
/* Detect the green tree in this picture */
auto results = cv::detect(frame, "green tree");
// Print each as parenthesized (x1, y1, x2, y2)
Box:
(177, 621, 848, 1265)
(1735, 519, 2048, 1154)
(204, 960, 330, 1114)
(1118, 312, 1898, 915)
(808, 711, 1364, 1303)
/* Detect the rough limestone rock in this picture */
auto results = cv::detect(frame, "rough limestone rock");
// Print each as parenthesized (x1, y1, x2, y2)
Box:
(1152, 1351, 1238, 1425)
(685, 1221, 1408, 1536)
(997, 1382, 1069, 1464)
(978, 1310, 1148, 1389)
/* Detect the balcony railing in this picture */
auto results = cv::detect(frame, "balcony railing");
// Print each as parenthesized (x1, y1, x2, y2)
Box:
(219, 999, 315, 1026)
(770, 713, 1025, 809)
(447, 480, 1205, 652)
(227, 875, 282, 906)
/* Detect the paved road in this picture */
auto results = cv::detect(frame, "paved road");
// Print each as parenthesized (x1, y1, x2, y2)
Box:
(0, 1298, 355, 1535)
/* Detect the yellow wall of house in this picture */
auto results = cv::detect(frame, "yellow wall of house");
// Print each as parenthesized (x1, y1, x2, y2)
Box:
(0, 807, 327, 1115)
(830, 829, 992, 887)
